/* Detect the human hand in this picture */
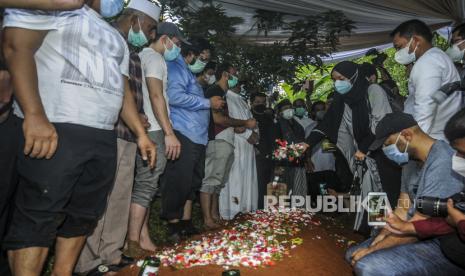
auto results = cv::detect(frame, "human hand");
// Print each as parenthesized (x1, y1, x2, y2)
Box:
(247, 131, 259, 145)
(305, 157, 314, 173)
(385, 213, 415, 235)
(165, 133, 181, 160)
(244, 118, 257, 129)
(370, 227, 391, 247)
(23, 114, 58, 159)
(210, 96, 225, 110)
(446, 198, 465, 227)
(137, 134, 156, 169)
(351, 247, 373, 266)
(234, 127, 246, 134)
(139, 114, 150, 130)
(299, 142, 310, 153)
(354, 150, 366, 161)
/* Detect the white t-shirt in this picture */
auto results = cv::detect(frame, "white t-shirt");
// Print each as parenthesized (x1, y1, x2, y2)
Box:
(3, 6, 129, 130)
(406, 47, 460, 140)
(139, 47, 169, 132)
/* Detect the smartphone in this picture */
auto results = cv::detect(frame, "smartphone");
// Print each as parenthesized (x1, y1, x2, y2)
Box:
(367, 192, 391, 226)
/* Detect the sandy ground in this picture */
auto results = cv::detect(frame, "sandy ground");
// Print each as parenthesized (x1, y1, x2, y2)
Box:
(116, 214, 363, 276)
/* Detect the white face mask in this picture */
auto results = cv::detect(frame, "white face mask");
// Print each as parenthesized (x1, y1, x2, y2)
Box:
(452, 154, 465, 177)
(446, 40, 465, 62)
(394, 38, 417, 65)
(282, 109, 294, 120)
(206, 74, 216, 85)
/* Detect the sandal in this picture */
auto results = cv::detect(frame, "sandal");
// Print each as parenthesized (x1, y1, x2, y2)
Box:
(85, 264, 112, 276)
(85, 257, 135, 276)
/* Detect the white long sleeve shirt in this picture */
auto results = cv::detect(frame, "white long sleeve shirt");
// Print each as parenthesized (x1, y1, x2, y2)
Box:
(405, 47, 460, 140)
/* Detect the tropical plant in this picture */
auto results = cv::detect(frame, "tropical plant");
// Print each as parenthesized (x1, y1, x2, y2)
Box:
(159, 1, 356, 93)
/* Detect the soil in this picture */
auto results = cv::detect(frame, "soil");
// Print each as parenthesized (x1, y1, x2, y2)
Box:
(116, 214, 364, 276)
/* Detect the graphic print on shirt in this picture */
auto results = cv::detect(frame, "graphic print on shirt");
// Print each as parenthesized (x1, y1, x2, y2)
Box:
(60, 16, 125, 96)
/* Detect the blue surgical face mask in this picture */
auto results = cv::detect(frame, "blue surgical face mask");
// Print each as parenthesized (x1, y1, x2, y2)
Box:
(334, 80, 352, 94)
(382, 133, 410, 165)
(163, 37, 181, 61)
(128, 18, 148, 48)
(189, 59, 207, 74)
(334, 70, 358, 94)
(100, 0, 124, 18)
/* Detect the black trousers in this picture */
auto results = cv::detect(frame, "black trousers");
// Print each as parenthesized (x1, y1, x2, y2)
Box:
(0, 113, 20, 275)
(333, 149, 353, 193)
(440, 233, 465, 269)
(3, 122, 117, 250)
(161, 131, 205, 220)
(308, 170, 341, 201)
(256, 155, 273, 209)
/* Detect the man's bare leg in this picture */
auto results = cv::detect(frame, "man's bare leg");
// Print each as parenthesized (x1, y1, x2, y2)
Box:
(51, 236, 86, 276)
(211, 194, 221, 222)
(127, 203, 146, 244)
(200, 192, 220, 229)
(139, 208, 156, 251)
(8, 247, 49, 276)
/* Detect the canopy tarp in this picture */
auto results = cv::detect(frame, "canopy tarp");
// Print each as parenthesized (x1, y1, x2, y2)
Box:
(187, 0, 463, 51)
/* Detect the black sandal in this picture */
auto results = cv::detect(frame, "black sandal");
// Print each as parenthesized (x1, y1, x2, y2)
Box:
(86, 257, 135, 276)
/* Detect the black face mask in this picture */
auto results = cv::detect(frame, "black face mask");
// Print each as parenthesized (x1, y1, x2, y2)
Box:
(264, 108, 274, 116)
(252, 104, 266, 114)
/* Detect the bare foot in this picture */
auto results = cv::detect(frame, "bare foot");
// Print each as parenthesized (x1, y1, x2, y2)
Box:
(139, 235, 157, 252)
(212, 216, 226, 225)
(204, 219, 221, 230)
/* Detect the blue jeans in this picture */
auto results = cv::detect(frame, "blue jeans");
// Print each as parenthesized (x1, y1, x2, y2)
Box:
(345, 237, 465, 276)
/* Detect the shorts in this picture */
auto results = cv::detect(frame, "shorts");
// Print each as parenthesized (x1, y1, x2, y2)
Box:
(131, 130, 167, 208)
(200, 139, 234, 195)
(3, 123, 117, 250)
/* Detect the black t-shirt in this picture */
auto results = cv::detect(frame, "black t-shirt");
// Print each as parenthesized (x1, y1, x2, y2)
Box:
(205, 84, 227, 141)
(204, 84, 225, 99)
(253, 111, 277, 157)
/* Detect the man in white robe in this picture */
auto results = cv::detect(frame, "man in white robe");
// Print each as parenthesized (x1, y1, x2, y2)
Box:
(220, 87, 258, 220)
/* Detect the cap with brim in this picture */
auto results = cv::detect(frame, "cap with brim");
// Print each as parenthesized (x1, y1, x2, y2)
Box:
(369, 112, 417, 151)
(127, 0, 161, 22)
(157, 22, 191, 45)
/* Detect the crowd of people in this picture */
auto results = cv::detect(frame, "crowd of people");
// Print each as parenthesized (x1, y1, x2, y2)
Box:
(0, 0, 465, 276)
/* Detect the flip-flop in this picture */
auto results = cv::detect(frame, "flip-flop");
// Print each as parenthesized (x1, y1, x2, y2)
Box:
(85, 264, 111, 276)
(85, 257, 135, 276)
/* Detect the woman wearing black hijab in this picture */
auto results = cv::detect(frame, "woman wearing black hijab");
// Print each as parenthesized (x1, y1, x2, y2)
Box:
(307, 61, 377, 160)
(305, 60, 399, 208)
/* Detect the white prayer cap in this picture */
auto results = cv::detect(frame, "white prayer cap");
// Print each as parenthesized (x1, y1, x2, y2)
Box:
(127, 0, 161, 22)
